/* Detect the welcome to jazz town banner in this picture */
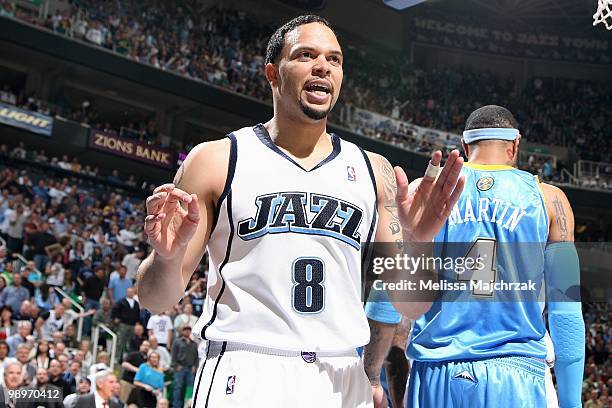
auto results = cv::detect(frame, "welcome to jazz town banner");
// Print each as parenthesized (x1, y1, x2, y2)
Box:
(0, 102, 53, 136)
(88, 130, 175, 169)
(410, 17, 609, 51)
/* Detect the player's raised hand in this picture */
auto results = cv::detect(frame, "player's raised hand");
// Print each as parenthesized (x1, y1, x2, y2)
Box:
(144, 183, 199, 260)
(395, 150, 465, 242)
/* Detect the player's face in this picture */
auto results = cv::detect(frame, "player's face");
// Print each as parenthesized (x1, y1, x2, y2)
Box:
(274, 23, 343, 122)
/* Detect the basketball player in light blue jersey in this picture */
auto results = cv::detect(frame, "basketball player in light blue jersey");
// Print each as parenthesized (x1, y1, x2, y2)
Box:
(136, 15, 465, 408)
(365, 105, 584, 408)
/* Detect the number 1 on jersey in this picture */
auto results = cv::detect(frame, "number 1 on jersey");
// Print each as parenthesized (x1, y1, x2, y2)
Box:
(292, 258, 325, 313)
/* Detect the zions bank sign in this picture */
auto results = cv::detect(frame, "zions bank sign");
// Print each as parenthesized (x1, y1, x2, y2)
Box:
(88, 130, 174, 169)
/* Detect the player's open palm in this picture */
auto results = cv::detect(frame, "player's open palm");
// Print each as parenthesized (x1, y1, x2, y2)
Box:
(395, 150, 465, 242)
(144, 183, 199, 260)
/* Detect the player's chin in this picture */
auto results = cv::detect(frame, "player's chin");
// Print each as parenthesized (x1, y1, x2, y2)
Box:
(299, 99, 332, 121)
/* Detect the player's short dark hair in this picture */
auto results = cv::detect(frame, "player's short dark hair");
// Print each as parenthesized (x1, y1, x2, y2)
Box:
(265, 15, 335, 65)
(464, 105, 519, 131)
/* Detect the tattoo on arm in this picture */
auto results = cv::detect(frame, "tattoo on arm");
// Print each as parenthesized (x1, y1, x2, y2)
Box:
(363, 323, 384, 385)
(552, 196, 568, 241)
(378, 157, 400, 236)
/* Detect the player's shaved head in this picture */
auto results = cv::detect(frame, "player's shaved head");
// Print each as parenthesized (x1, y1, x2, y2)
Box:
(462, 105, 522, 165)
(265, 15, 335, 65)
(464, 105, 518, 132)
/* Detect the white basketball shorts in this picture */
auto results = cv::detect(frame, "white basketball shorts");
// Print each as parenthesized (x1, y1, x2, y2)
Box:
(191, 341, 374, 408)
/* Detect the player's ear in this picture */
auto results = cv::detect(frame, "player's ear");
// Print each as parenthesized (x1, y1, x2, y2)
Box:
(513, 135, 521, 157)
(265, 63, 280, 87)
(461, 140, 469, 158)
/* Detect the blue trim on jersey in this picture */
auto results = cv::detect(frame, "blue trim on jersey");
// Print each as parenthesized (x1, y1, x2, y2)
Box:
(202, 191, 234, 340)
(253, 123, 341, 172)
(359, 147, 379, 274)
(191, 343, 210, 407)
(210, 132, 238, 235)
(205, 341, 227, 407)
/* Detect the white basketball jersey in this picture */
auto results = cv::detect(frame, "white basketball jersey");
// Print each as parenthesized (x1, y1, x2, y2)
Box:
(193, 124, 378, 352)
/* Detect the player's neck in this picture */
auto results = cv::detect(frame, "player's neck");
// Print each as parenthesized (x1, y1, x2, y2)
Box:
(468, 151, 514, 167)
(264, 117, 331, 157)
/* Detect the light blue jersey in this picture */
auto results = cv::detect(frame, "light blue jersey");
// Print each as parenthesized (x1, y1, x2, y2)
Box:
(408, 162, 549, 362)
(365, 161, 554, 407)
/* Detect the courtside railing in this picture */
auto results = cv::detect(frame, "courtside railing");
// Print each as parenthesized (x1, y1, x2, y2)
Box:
(92, 323, 118, 371)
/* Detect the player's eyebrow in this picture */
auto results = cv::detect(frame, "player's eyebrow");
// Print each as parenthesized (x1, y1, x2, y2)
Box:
(290, 46, 343, 59)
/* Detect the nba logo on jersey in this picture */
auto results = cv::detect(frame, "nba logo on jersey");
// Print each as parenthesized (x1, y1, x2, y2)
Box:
(226, 375, 236, 395)
(347, 165, 356, 181)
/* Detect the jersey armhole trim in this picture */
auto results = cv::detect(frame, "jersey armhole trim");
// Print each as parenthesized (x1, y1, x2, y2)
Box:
(359, 148, 379, 296)
(210, 133, 238, 236)
(202, 191, 234, 340)
(534, 175, 550, 239)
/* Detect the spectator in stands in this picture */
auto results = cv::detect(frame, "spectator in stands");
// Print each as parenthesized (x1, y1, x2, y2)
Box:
(0, 84, 17, 105)
(35, 282, 60, 311)
(33, 339, 51, 369)
(0, 246, 7, 271)
(120, 340, 150, 404)
(45, 254, 66, 288)
(107, 266, 131, 304)
(57, 353, 76, 393)
(173, 303, 197, 339)
(0, 273, 30, 314)
(15, 299, 39, 324)
(112, 286, 140, 364)
(89, 351, 110, 376)
(92, 298, 112, 329)
(171, 325, 198, 408)
(108, 170, 122, 184)
(147, 336, 170, 373)
(0, 340, 11, 380)
(126, 322, 146, 355)
(133, 351, 164, 408)
(48, 358, 73, 397)
(21, 261, 41, 296)
(585, 389, 604, 408)
(1, 361, 23, 404)
(28, 222, 58, 272)
(7, 321, 32, 356)
(63, 377, 92, 408)
(68, 360, 82, 384)
(62, 324, 79, 349)
(32, 367, 63, 407)
(35, 303, 66, 341)
(15, 343, 36, 384)
(121, 247, 143, 281)
(6, 204, 27, 255)
(146, 312, 172, 350)
(185, 277, 205, 317)
(85, 20, 104, 46)
(81, 266, 106, 334)
(0, 305, 15, 339)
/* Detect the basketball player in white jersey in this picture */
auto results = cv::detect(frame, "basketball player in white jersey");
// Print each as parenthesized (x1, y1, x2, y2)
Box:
(136, 15, 465, 407)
